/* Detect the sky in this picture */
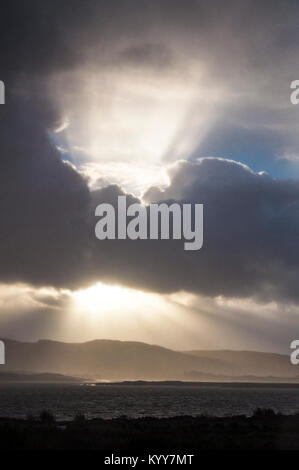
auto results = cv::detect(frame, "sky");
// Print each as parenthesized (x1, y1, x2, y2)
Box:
(1, 0, 299, 352)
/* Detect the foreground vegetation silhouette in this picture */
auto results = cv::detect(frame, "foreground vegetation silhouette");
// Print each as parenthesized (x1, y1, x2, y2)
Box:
(1, 408, 299, 450)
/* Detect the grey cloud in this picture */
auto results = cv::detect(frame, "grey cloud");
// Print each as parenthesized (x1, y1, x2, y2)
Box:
(30, 291, 72, 309)
(2, 0, 299, 173)
(1, 0, 299, 307)
(0, 96, 91, 289)
(88, 158, 299, 303)
(2, 114, 299, 305)
(118, 43, 173, 69)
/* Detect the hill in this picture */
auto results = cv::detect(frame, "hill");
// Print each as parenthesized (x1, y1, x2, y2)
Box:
(0, 371, 84, 382)
(0, 339, 224, 381)
(184, 349, 296, 378)
(0, 339, 297, 382)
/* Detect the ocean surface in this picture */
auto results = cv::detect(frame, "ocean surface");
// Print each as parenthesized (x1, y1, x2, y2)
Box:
(1, 383, 299, 420)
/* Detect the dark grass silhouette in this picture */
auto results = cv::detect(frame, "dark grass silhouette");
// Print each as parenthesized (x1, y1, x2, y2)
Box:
(1, 408, 299, 450)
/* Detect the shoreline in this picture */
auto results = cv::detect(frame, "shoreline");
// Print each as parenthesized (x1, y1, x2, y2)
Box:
(2, 379, 299, 387)
(90, 380, 299, 387)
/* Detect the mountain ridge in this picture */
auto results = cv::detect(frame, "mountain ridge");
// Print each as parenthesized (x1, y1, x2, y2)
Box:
(0, 338, 296, 382)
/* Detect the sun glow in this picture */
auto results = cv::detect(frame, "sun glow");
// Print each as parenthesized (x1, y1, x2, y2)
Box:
(72, 282, 156, 316)
(49, 61, 215, 195)
(69, 282, 186, 345)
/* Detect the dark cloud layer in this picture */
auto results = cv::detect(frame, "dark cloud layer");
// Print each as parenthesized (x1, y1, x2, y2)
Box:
(142, 158, 299, 302)
(1, 0, 299, 307)
(3, 117, 299, 305)
(0, 97, 91, 288)
(86, 159, 299, 304)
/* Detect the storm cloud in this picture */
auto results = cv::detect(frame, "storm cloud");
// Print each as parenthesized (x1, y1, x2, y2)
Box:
(1, 0, 299, 310)
(87, 158, 299, 304)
